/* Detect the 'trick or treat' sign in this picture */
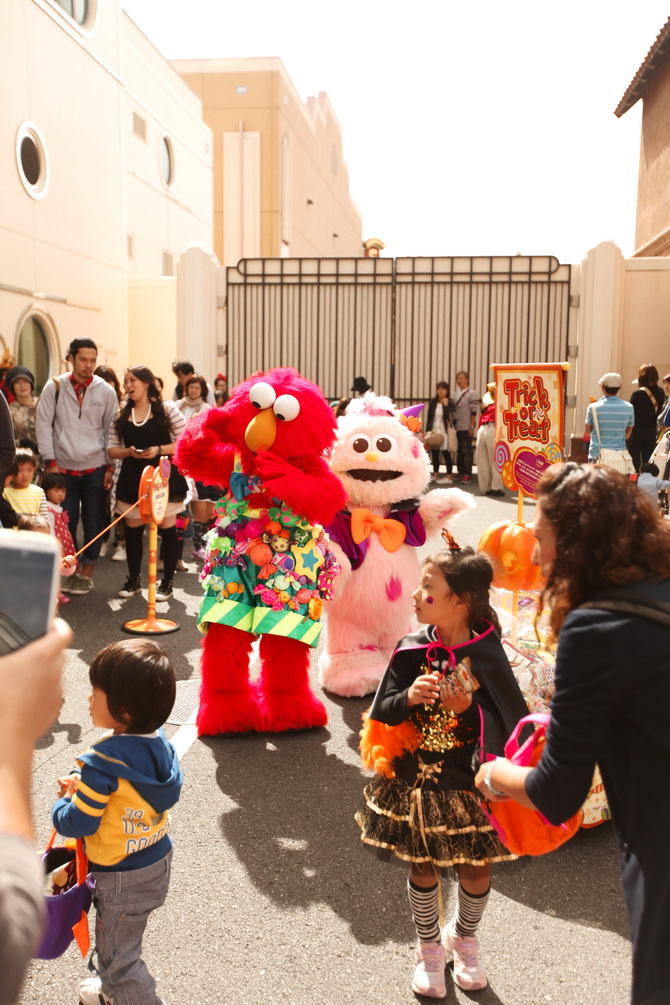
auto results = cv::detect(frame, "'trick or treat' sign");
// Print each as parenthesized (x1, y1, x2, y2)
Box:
(492, 363, 568, 497)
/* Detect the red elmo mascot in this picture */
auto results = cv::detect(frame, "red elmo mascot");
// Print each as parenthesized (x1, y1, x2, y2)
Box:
(175, 368, 346, 735)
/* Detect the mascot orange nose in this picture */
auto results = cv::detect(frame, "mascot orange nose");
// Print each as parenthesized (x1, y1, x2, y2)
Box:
(245, 408, 277, 452)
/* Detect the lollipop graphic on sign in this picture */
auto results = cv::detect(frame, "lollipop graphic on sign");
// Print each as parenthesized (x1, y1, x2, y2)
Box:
(494, 440, 511, 473)
(543, 442, 563, 465)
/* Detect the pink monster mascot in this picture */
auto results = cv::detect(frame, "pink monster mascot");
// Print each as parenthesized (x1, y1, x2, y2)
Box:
(319, 393, 473, 697)
(175, 368, 346, 735)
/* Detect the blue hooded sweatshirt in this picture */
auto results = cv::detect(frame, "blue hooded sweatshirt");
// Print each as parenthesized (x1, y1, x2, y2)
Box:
(52, 728, 182, 871)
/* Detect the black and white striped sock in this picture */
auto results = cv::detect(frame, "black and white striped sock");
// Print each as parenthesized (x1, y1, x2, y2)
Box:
(454, 883, 490, 938)
(407, 878, 441, 943)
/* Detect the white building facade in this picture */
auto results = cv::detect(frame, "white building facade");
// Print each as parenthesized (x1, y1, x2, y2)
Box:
(0, 0, 213, 389)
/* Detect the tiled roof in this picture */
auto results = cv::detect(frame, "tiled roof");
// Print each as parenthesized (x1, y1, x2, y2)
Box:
(615, 17, 670, 117)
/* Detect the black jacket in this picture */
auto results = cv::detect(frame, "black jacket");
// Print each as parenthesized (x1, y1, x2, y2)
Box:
(425, 397, 454, 434)
(526, 580, 670, 1005)
(368, 623, 528, 791)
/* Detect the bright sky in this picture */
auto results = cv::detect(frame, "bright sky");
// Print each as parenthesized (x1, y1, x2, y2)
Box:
(122, 0, 669, 263)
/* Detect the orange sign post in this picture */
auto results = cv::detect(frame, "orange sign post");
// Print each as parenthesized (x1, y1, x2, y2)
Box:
(123, 458, 180, 636)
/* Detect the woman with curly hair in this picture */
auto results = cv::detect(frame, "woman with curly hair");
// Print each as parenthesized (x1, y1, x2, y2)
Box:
(474, 462, 670, 1005)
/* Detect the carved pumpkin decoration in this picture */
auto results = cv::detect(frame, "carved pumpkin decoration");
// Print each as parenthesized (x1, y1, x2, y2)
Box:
(478, 520, 545, 593)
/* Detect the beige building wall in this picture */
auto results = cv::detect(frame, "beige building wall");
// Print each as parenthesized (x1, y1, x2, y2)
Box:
(570, 242, 670, 433)
(632, 60, 670, 256)
(622, 258, 670, 381)
(0, 1, 212, 389)
(172, 58, 363, 266)
(127, 277, 177, 386)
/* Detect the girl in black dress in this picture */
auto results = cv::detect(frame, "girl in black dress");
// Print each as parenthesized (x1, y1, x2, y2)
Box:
(107, 366, 187, 601)
(357, 547, 527, 998)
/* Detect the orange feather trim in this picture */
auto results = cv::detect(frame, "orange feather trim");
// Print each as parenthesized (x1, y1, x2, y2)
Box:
(359, 711, 420, 778)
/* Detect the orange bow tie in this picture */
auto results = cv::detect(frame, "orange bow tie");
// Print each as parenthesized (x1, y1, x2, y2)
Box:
(350, 508, 406, 552)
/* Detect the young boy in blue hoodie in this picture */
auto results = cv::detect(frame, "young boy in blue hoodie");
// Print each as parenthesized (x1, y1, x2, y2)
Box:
(52, 639, 182, 1005)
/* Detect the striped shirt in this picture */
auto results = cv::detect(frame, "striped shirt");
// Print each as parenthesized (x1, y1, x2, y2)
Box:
(585, 396, 634, 460)
(3, 483, 49, 520)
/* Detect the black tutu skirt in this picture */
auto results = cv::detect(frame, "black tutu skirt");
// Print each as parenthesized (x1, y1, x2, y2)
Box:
(356, 774, 517, 868)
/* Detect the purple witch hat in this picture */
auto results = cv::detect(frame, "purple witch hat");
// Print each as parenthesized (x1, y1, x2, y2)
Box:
(397, 402, 425, 431)
(398, 403, 425, 418)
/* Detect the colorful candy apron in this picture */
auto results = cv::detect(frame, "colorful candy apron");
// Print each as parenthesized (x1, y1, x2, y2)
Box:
(198, 458, 340, 647)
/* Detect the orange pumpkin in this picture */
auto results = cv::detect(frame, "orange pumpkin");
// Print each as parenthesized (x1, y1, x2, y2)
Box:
(478, 520, 545, 593)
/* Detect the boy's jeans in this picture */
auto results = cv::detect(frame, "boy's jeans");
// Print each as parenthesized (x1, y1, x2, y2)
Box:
(90, 849, 172, 1005)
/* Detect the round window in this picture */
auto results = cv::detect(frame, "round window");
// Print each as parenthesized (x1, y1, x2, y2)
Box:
(159, 135, 175, 188)
(16, 124, 49, 199)
(52, 0, 95, 29)
(17, 316, 52, 394)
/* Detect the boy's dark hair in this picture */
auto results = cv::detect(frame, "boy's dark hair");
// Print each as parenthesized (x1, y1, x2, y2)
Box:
(640, 462, 660, 477)
(17, 514, 50, 532)
(172, 360, 194, 377)
(14, 447, 37, 469)
(89, 639, 176, 733)
(67, 338, 97, 360)
(42, 471, 68, 494)
(4, 460, 18, 479)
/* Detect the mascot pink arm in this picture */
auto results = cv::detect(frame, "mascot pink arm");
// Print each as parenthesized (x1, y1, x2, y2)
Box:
(174, 367, 346, 736)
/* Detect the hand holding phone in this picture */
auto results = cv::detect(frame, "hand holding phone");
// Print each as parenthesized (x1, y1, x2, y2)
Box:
(0, 530, 61, 654)
(0, 619, 72, 744)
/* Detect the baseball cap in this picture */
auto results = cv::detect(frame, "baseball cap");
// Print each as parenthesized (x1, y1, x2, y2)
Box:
(598, 372, 622, 388)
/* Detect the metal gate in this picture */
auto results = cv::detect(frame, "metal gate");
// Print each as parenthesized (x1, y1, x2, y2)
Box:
(225, 255, 571, 405)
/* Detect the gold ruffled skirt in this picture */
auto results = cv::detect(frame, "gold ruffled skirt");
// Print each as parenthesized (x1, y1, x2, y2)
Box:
(356, 774, 517, 868)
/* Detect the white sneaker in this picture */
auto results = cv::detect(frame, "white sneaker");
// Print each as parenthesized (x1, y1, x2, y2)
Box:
(79, 976, 112, 1004)
(411, 941, 446, 998)
(442, 919, 488, 990)
(98, 541, 108, 558)
(436, 475, 453, 484)
(111, 544, 126, 562)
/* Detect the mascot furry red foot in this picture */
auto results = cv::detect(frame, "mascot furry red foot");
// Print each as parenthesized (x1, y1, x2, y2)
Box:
(175, 368, 346, 735)
(319, 393, 473, 697)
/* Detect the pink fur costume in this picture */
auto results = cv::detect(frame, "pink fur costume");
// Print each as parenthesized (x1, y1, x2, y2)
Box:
(319, 393, 473, 697)
(175, 368, 346, 735)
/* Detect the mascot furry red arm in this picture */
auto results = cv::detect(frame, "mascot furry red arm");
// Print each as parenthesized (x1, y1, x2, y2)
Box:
(319, 393, 473, 697)
(175, 368, 346, 735)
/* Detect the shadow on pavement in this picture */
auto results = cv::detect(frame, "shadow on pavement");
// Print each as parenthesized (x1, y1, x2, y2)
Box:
(204, 729, 416, 946)
(204, 723, 628, 950)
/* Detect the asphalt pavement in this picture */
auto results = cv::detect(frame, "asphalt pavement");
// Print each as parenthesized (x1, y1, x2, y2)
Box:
(19, 482, 632, 1005)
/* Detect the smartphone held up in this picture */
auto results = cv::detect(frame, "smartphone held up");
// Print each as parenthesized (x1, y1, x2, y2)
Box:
(0, 528, 61, 654)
